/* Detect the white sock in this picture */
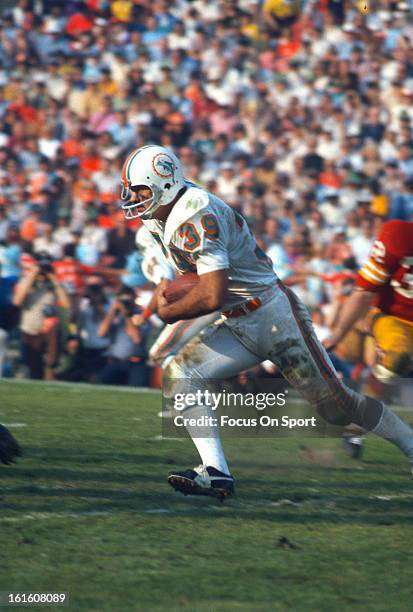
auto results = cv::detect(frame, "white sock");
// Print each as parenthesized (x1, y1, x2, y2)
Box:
(165, 375, 230, 475)
(372, 406, 413, 463)
(183, 403, 230, 474)
(191, 436, 230, 475)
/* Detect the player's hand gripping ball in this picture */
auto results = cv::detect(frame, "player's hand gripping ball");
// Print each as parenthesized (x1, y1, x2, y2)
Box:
(163, 272, 200, 304)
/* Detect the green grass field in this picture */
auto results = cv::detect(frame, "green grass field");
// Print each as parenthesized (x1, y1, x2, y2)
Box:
(0, 380, 412, 611)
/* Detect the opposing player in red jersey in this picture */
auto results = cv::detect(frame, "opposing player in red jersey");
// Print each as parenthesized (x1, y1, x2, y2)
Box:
(325, 220, 413, 456)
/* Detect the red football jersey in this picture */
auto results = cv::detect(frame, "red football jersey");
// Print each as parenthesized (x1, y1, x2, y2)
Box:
(356, 220, 413, 322)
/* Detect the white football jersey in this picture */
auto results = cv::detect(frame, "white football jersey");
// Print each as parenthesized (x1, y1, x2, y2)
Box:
(143, 183, 278, 309)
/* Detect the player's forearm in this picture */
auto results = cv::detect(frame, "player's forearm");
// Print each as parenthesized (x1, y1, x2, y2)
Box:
(158, 286, 222, 324)
(332, 289, 374, 341)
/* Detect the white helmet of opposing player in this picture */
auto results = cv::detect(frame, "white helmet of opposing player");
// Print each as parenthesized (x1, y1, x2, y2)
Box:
(121, 145, 185, 220)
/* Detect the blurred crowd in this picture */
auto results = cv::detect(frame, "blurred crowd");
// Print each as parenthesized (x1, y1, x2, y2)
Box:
(0, 0, 413, 385)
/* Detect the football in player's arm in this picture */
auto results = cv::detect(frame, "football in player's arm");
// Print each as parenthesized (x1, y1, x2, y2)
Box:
(156, 270, 228, 324)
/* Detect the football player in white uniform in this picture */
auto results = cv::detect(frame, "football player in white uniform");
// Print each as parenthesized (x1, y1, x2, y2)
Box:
(134, 226, 220, 369)
(121, 145, 413, 500)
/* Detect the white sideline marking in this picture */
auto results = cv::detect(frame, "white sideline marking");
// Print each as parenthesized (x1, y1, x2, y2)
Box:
(0, 378, 161, 395)
(0, 511, 112, 522)
(1, 422, 27, 428)
(152, 435, 185, 442)
(0, 508, 179, 521)
(269, 498, 301, 507)
(0, 507, 218, 522)
(372, 494, 411, 501)
(1, 492, 412, 523)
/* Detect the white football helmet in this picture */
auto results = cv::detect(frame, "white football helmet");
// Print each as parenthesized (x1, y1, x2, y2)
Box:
(121, 145, 185, 220)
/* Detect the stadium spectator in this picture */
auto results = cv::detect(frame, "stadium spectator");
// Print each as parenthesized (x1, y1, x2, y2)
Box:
(56, 334, 87, 383)
(105, 213, 136, 268)
(351, 218, 376, 265)
(97, 285, 150, 387)
(12, 252, 70, 380)
(33, 223, 62, 259)
(76, 281, 111, 382)
(0, 226, 21, 286)
(0, 262, 19, 377)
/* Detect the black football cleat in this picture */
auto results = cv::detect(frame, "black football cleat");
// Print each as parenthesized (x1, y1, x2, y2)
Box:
(168, 465, 234, 501)
(342, 435, 364, 460)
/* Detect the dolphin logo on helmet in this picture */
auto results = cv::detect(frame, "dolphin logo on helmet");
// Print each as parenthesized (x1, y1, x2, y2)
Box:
(153, 154, 175, 178)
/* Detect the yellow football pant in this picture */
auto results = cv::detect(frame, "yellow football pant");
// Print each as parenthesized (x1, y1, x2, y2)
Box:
(372, 313, 413, 378)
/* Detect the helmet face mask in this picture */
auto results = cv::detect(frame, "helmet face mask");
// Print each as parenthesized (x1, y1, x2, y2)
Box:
(122, 183, 160, 220)
(120, 179, 131, 202)
(120, 145, 185, 220)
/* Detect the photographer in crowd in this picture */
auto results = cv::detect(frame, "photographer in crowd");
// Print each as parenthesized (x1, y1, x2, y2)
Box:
(12, 252, 70, 380)
(97, 285, 150, 387)
(76, 281, 111, 382)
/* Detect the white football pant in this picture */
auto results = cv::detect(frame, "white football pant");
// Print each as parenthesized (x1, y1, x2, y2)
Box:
(165, 285, 413, 473)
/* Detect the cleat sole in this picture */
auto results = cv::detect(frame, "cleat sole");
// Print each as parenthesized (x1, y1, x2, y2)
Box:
(167, 475, 234, 500)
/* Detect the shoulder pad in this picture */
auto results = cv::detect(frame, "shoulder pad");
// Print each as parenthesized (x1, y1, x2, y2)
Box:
(164, 188, 209, 244)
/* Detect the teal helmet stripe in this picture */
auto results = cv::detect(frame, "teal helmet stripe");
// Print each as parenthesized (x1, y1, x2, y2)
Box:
(126, 145, 153, 184)
(126, 150, 142, 184)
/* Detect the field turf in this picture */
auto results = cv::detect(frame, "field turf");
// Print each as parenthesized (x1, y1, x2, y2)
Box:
(0, 380, 412, 611)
